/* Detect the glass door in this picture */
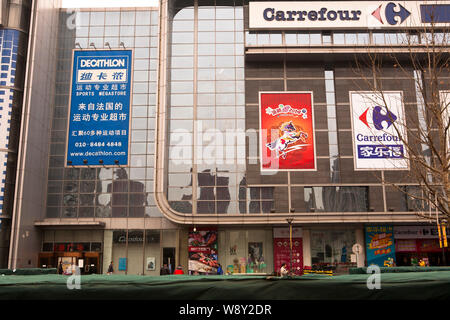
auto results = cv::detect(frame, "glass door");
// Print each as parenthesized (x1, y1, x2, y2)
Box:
(163, 247, 176, 274)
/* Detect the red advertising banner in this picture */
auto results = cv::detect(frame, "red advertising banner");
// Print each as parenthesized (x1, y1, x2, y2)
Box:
(188, 227, 219, 274)
(273, 237, 303, 275)
(417, 239, 442, 253)
(260, 92, 316, 171)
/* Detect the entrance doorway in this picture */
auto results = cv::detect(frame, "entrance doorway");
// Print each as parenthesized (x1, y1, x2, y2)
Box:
(57, 254, 80, 275)
(163, 247, 176, 274)
(84, 252, 101, 274)
(38, 253, 55, 268)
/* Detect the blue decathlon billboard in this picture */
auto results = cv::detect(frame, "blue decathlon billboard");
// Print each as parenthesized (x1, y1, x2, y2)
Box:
(66, 50, 132, 167)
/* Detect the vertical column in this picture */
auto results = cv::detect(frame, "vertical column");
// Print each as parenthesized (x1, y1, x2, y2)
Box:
(324, 69, 340, 183)
(102, 230, 113, 274)
(355, 228, 366, 267)
(192, 0, 198, 216)
(301, 229, 311, 267)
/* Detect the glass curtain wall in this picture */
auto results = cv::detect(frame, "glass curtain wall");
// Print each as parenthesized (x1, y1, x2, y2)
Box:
(47, 8, 160, 219)
(167, 0, 246, 214)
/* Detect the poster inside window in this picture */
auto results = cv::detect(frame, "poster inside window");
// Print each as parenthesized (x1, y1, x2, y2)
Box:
(248, 242, 267, 273)
(220, 229, 273, 275)
(188, 227, 219, 274)
(365, 225, 396, 267)
(310, 229, 355, 268)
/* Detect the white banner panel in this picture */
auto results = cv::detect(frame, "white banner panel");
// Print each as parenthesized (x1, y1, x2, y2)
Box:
(249, 1, 450, 29)
(273, 227, 303, 238)
(439, 90, 450, 149)
(350, 91, 409, 170)
(394, 226, 440, 239)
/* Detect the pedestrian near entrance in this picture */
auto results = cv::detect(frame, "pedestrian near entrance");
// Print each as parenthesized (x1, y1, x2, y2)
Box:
(58, 261, 63, 275)
(280, 263, 289, 277)
(107, 261, 114, 275)
(217, 264, 223, 275)
(174, 265, 184, 275)
(160, 263, 170, 275)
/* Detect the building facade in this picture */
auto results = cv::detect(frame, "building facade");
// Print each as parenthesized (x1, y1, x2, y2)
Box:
(4, 0, 450, 274)
(0, 0, 32, 268)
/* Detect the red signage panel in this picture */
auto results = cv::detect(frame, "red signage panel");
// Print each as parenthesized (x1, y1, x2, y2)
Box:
(260, 92, 316, 171)
(273, 237, 303, 275)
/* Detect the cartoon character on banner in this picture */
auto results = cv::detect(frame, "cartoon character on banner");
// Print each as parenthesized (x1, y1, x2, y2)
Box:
(266, 121, 308, 159)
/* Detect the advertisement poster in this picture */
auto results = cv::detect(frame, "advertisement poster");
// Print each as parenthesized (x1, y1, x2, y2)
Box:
(118, 257, 127, 271)
(418, 239, 442, 253)
(146, 257, 156, 271)
(59, 257, 75, 275)
(365, 225, 396, 267)
(188, 227, 219, 274)
(350, 91, 408, 170)
(247, 242, 266, 273)
(66, 49, 133, 166)
(259, 92, 316, 171)
(273, 228, 303, 275)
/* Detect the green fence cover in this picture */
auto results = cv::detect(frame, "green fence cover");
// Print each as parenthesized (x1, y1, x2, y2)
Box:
(0, 268, 57, 275)
(0, 271, 449, 300)
(349, 266, 450, 274)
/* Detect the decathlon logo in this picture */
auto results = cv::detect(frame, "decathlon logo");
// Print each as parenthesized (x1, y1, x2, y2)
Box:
(371, 2, 411, 25)
(359, 106, 397, 131)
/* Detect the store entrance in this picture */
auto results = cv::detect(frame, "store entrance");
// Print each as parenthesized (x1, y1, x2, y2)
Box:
(163, 247, 176, 274)
(39, 251, 102, 274)
(57, 253, 81, 274)
(84, 252, 101, 274)
(396, 251, 449, 266)
(38, 253, 55, 269)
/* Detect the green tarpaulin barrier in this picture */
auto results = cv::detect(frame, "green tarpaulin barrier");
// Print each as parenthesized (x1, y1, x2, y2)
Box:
(349, 267, 450, 274)
(0, 268, 57, 275)
(0, 271, 449, 300)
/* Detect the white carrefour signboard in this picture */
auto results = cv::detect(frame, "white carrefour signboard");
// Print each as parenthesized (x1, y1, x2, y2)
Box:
(350, 92, 409, 170)
(249, 1, 450, 29)
(395, 226, 441, 239)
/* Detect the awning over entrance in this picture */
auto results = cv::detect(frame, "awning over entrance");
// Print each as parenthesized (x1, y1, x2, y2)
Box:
(34, 220, 105, 229)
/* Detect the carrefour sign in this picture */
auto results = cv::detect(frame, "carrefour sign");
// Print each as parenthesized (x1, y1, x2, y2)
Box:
(249, 1, 450, 29)
(350, 92, 409, 170)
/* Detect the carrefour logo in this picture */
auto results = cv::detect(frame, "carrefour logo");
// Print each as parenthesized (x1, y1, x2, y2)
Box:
(356, 105, 403, 159)
(262, 7, 362, 22)
(259, 2, 414, 25)
(359, 106, 397, 131)
(371, 2, 411, 25)
(249, 1, 450, 30)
